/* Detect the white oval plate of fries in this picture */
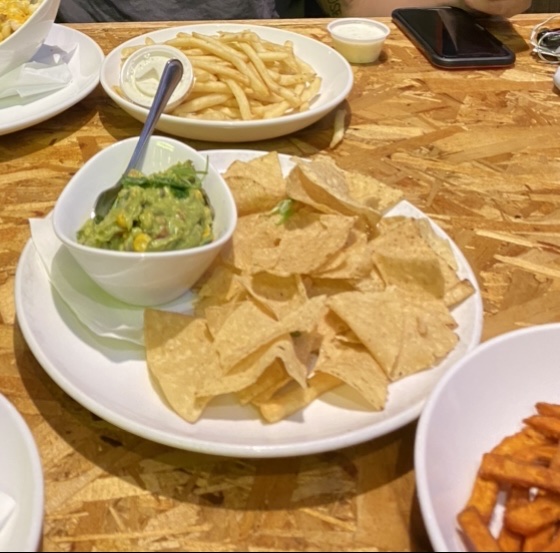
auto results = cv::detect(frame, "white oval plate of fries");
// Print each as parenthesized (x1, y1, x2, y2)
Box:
(99, 23, 353, 142)
(415, 323, 560, 552)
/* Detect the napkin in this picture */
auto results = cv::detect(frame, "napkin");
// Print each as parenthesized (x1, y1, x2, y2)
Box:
(0, 38, 75, 101)
(29, 216, 194, 346)
(0, 491, 15, 533)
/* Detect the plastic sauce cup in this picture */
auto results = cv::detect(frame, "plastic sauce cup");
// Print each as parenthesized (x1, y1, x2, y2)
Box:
(120, 44, 194, 111)
(327, 18, 390, 64)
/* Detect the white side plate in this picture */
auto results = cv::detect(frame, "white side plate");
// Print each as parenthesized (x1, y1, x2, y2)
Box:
(15, 150, 484, 458)
(0, 24, 104, 136)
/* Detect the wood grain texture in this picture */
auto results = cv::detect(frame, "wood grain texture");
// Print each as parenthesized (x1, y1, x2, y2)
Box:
(0, 14, 558, 551)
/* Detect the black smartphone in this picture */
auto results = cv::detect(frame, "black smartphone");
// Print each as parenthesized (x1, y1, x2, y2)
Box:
(391, 7, 515, 69)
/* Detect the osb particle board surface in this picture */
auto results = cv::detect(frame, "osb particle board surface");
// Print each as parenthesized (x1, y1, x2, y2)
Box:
(0, 14, 559, 551)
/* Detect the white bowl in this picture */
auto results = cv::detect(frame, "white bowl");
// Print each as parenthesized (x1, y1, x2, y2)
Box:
(0, 0, 61, 76)
(327, 18, 390, 64)
(52, 136, 237, 306)
(99, 23, 353, 143)
(415, 323, 560, 552)
(0, 394, 43, 551)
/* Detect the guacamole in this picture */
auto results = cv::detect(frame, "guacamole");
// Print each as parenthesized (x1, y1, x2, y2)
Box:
(78, 161, 213, 252)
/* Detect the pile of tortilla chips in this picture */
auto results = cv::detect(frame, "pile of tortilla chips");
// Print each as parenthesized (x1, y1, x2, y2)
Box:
(144, 152, 475, 424)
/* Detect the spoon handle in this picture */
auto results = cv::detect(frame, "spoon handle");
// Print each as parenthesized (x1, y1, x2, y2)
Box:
(124, 59, 184, 174)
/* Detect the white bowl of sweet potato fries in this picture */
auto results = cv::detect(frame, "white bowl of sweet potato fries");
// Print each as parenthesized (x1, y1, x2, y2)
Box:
(99, 23, 353, 142)
(415, 323, 560, 552)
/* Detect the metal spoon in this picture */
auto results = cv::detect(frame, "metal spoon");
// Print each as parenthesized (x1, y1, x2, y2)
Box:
(91, 58, 184, 222)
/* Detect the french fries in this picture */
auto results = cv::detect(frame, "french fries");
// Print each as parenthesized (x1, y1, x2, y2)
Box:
(458, 402, 560, 552)
(458, 506, 501, 552)
(117, 30, 322, 121)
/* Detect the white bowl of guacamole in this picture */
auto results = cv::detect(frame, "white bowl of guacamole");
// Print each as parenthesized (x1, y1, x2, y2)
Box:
(53, 136, 237, 306)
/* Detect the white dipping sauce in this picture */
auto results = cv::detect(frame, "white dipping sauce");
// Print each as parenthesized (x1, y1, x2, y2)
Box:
(327, 18, 390, 64)
(333, 22, 387, 41)
(120, 45, 194, 110)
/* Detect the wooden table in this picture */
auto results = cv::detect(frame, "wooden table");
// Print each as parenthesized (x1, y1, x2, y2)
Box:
(0, 13, 558, 551)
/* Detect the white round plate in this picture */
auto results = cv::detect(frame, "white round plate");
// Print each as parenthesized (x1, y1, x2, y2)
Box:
(99, 23, 353, 142)
(0, 394, 43, 552)
(15, 150, 483, 458)
(0, 24, 104, 136)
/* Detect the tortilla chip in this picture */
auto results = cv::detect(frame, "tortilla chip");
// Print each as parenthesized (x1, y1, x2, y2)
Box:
(145, 309, 313, 422)
(237, 272, 308, 320)
(250, 209, 356, 276)
(197, 335, 309, 396)
(315, 337, 389, 410)
(236, 359, 291, 405)
(143, 151, 475, 425)
(327, 287, 458, 380)
(312, 227, 374, 280)
(372, 217, 446, 299)
(194, 264, 246, 316)
(444, 279, 476, 309)
(286, 157, 381, 226)
(213, 295, 327, 372)
(303, 276, 356, 298)
(144, 309, 219, 423)
(350, 267, 386, 293)
(224, 212, 285, 273)
(204, 300, 245, 337)
(223, 152, 286, 215)
(415, 217, 458, 271)
(212, 300, 281, 371)
(392, 302, 458, 380)
(376, 217, 474, 307)
(257, 373, 342, 423)
(345, 170, 404, 213)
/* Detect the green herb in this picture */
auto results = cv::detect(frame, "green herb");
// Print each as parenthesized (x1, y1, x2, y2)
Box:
(121, 160, 207, 199)
(270, 198, 295, 224)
